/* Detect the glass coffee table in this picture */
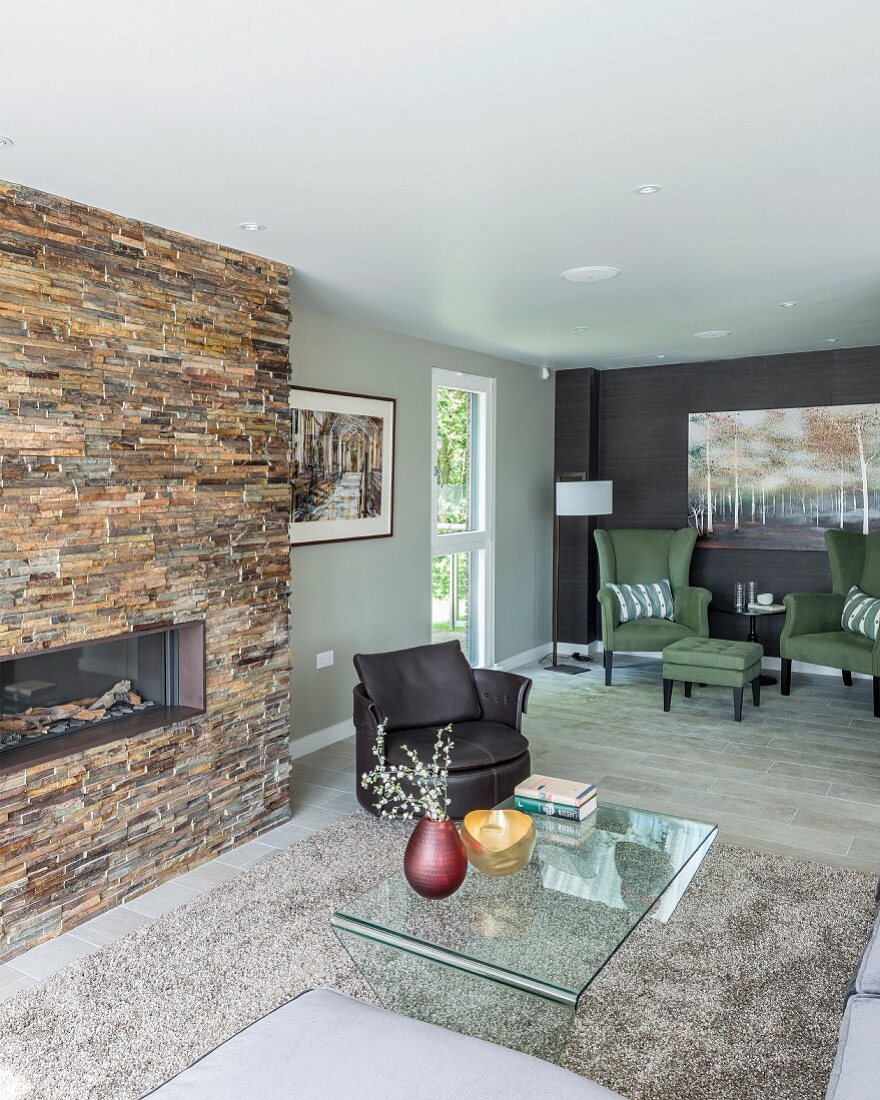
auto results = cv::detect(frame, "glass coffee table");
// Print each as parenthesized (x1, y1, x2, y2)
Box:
(332, 800, 717, 1057)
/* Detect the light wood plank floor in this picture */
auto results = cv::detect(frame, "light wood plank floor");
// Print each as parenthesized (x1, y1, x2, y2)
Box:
(520, 655, 880, 874)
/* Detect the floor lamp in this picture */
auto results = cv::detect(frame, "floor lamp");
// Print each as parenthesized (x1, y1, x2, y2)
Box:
(552, 478, 613, 673)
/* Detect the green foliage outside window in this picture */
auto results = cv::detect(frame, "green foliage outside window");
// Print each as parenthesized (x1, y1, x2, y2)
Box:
(436, 387, 471, 531)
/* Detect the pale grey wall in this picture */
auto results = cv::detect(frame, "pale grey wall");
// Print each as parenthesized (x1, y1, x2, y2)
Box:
(289, 306, 553, 742)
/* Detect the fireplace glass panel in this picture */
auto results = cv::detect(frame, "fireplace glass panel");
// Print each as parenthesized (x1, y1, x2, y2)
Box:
(0, 630, 177, 757)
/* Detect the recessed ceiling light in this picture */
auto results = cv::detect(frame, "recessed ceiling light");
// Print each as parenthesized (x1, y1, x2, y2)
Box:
(633, 184, 662, 195)
(825, 337, 840, 343)
(0, 135, 13, 148)
(655, 354, 667, 359)
(572, 325, 590, 332)
(779, 300, 799, 308)
(237, 222, 266, 232)
(694, 330, 732, 339)
(561, 266, 621, 283)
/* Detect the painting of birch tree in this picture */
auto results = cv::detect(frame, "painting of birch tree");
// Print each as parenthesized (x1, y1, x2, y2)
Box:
(687, 404, 880, 549)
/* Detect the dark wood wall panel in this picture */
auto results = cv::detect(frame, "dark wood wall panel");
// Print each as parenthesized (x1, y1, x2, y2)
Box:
(556, 346, 880, 652)
(554, 368, 598, 643)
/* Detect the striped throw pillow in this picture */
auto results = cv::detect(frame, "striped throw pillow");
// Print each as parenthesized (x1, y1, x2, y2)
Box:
(841, 585, 880, 641)
(606, 579, 675, 623)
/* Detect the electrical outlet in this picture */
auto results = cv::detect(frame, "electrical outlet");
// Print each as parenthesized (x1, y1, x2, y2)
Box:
(316, 650, 334, 670)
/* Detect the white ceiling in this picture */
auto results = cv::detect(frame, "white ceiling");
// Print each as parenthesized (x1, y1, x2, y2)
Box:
(2, 0, 879, 370)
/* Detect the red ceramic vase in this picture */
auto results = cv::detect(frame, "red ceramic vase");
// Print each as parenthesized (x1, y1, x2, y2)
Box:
(403, 816, 467, 900)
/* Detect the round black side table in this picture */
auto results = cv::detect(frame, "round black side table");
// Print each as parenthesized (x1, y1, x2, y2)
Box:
(716, 606, 786, 686)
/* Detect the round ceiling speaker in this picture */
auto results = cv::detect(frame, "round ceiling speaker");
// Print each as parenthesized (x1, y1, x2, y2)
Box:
(561, 266, 621, 283)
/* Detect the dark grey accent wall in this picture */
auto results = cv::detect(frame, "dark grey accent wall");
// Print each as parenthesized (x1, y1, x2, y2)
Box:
(557, 346, 880, 654)
(554, 368, 599, 643)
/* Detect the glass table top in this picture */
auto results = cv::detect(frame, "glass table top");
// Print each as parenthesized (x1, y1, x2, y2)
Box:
(332, 801, 717, 1006)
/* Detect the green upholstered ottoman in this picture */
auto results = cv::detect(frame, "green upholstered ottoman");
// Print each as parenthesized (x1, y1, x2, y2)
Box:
(662, 637, 764, 722)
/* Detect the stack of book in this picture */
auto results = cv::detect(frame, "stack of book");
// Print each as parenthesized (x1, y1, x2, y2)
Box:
(513, 774, 597, 821)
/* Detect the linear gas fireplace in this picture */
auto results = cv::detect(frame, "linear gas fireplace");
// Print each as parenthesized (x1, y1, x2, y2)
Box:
(0, 621, 205, 769)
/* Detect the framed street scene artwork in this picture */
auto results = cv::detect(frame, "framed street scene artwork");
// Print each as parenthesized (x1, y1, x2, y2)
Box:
(688, 403, 880, 550)
(289, 386, 396, 546)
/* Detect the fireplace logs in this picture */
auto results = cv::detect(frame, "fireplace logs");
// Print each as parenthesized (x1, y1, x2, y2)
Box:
(0, 679, 156, 750)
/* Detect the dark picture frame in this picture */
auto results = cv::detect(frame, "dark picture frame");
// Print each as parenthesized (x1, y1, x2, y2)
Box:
(289, 385, 396, 546)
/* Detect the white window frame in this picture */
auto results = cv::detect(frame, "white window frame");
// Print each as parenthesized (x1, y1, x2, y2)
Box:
(431, 368, 496, 667)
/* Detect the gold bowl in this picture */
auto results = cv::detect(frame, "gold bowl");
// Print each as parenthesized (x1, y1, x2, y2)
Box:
(461, 809, 536, 876)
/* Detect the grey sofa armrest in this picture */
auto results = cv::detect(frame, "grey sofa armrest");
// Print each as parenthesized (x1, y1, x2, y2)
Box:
(826, 995, 880, 1100)
(472, 667, 532, 730)
(143, 987, 622, 1099)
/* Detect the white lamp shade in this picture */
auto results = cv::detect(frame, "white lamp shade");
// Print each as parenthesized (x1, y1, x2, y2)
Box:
(555, 480, 613, 517)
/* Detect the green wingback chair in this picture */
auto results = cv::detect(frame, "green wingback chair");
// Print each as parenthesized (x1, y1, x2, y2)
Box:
(781, 530, 880, 717)
(595, 528, 712, 685)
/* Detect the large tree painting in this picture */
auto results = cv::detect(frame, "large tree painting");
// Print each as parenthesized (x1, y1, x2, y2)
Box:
(687, 404, 880, 550)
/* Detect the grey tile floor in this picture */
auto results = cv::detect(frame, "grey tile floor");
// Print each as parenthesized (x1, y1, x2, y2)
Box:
(525, 654, 880, 875)
(3, 655, 878, 1002)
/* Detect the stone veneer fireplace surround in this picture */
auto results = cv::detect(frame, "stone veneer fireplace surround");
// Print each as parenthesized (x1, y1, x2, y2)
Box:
(0, 180, 292, 962)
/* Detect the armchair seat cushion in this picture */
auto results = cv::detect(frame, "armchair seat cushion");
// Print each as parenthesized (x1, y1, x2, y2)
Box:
(384, 722, 529, 772)
(783, 630, 873, 675)
(612, 619, 696, 651)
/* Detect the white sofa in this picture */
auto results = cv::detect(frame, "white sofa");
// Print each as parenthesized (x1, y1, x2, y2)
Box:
(142, 987, 623, 1100)
(827, 881, 880, 1100)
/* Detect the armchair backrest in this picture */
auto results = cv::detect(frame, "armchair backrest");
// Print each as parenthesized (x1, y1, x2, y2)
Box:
(826, 530, 880, 597)
(594, 528, 697, 589)
(352, 641, 482, 732)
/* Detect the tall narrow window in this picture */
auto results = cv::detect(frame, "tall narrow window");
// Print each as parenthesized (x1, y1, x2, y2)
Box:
(431, 370, 495, 666)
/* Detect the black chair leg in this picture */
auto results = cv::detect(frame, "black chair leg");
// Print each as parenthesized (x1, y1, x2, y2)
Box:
(843, 670, 853, 687)
(781, 658, 792, 695)
(663, 678, 673, 712)
(874, 677, 880, 719)
(684, 682, 692, 699)
(752, 677, 761, 707)
(604, 650, 613, 686)
(733, 686, 744, 722)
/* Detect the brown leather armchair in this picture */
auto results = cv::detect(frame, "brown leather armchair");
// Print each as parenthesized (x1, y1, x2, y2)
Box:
(353, 641, 532, 819)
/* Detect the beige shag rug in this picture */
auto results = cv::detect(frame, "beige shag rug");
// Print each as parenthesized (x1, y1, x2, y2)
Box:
(0, 813, 874, 1100)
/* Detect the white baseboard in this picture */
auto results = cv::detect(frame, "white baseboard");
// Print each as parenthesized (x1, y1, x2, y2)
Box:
(563, 640, 602, 657)
(494, 642, 552, 671)
(495, 640, 602, 671)
(290, 718, 354, 760)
